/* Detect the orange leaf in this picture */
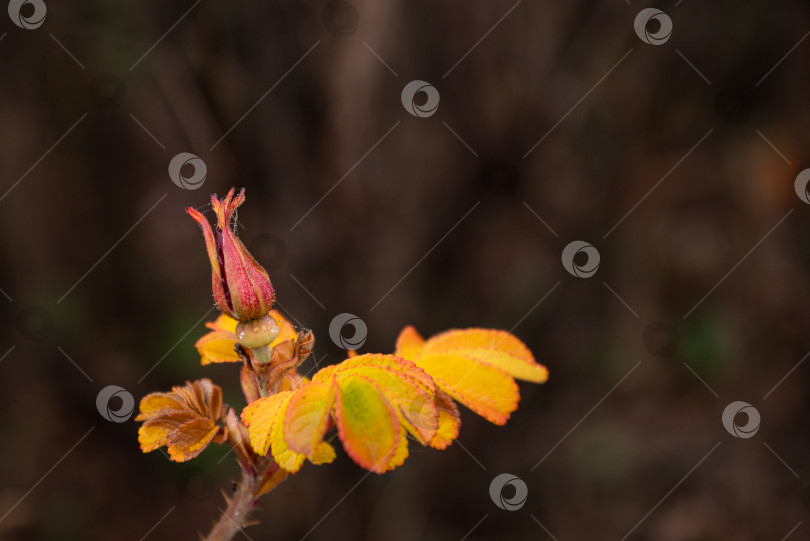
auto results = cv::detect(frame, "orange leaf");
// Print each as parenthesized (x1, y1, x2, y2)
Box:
(333, 373, 402, 473)
(321, 354, 438, 446)
(413, 353, 519, 425)
(283, 381, 334, 457)
(328, 353, 436, 397)
(337, 365, 437, 445)
(235, 328, 542, 474)
(245, 381, 336, 474)
(395, 326, 426, 361)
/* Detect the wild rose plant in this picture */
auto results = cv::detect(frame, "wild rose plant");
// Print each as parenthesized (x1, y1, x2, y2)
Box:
(136, 188, 548, 540)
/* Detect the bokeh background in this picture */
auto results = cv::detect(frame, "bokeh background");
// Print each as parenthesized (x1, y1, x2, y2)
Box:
(2, 0, 810, 539)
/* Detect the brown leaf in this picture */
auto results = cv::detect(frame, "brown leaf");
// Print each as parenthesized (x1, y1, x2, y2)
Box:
(166, 418, 221, 461)
(138, 411, 198, 452)
(295, 330, 314, 365)
(136, 379, 226, 462)
(226, 407, 254, 468)
(273, 339, 296, 366)
(240, 364, 262, 404)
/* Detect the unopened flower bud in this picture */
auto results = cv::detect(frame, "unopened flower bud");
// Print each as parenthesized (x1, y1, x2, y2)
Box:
(187, 188, 276, 322)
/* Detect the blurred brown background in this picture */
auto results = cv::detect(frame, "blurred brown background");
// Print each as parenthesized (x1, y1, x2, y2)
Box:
(2, 0, 810, 539)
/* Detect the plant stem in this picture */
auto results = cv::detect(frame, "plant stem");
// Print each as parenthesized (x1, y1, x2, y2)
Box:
(203, 458, 287, 541)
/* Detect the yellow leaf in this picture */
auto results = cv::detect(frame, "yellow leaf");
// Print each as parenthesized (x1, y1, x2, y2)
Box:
(234, 328, 542, 474)
(241, 384, 337, 474)
(429, 389, 461, 449)
(312, 364, 337, 383)
(195, 330, 241, 365)
(269, 310, 299, 349)
(241, 393, 289, 456)
(208, 313, 238, 333)
(333, 374, 402, 473)
(135, 393, 186, 421)
(283, 381, 334, 457)
(270, 393, 306, 473)
(454, 349, 548, 383)
(310, 354, 435, 471)
(395, 326, 425, 360)
(330, 353, 435, 394)
(310, 442, 336, 465)
(195, 314, 240, 365)
(422, 329, 548, 383)
(422, 328, 532, 360)
(242, 383, 335, 473)
(320, 354, 438, 446)
(413, 353, 519, 425)
(383, 434, 409, 472)
(338, 365, 437, 445)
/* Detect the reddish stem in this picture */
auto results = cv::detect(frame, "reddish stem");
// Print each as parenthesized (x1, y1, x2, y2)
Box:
(203, 457, 288, 541)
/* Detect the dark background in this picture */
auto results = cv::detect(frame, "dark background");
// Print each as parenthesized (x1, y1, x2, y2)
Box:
(2, 0, 810, 539)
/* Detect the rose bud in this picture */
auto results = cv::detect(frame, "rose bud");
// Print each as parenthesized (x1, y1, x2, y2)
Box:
(187, 188, 276, 324)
